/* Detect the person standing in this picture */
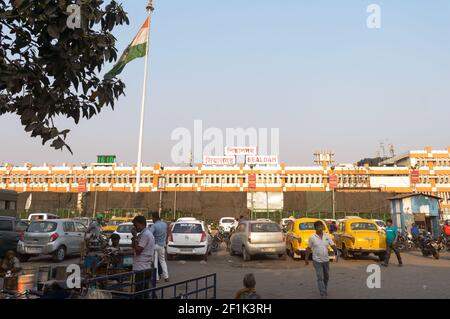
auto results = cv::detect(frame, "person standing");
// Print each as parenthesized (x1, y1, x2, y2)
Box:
(411, 223, 420, 239)
(131, 216, 155, 298)
(382, 219, 403, 267)
(151, 212, 169, 282)
(305, 221, 338, 299)
(442, 220, 450, 238)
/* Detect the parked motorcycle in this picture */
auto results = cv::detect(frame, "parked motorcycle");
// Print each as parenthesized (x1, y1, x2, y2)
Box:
(437, 235, 450, 252)
(418, 233, 440, 260)
(397, 232, 414, 251)
(212, 226, 234, 252)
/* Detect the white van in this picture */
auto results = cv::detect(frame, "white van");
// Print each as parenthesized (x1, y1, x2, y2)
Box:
(28, 213, 59, 221)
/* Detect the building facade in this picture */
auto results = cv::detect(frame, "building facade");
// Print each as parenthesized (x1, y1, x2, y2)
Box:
(1, 147, 450, 218)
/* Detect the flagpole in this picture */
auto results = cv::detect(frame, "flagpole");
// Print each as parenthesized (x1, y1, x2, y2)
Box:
(136, 0, 154, 193)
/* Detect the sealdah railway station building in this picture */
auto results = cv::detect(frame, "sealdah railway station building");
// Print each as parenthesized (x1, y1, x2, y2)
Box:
(1, 147, 449, 221)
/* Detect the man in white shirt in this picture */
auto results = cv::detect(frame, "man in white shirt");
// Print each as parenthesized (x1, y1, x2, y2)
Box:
(305, 221, 338, 298)
(131, 216, 155, 298)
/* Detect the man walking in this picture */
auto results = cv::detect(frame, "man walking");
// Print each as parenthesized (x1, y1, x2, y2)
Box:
(151, 212, 169, 282)
(131, 215, 155, 298)
(382, 219, 403, 267)
(305, 221, 338, 299)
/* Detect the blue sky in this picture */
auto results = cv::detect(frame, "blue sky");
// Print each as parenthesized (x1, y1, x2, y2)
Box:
(1, 0, 449, 166)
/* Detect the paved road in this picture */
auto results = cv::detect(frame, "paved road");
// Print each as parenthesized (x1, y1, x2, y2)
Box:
(20, 247, 450, 299)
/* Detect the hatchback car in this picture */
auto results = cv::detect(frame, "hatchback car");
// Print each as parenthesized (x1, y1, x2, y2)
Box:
(335, 218, 386, 261)
(167, 219, 212, 260)
(0, 216, 29, 258)
(219, 217, 236, 233)
(17, 219, 87, 262)
(230, 221, 286, 261)
(111, 221, 154, 247)
(285, 218, 336, 260)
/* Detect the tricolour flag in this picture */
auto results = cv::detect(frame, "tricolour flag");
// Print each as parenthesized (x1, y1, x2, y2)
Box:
(104, 18, 150, 80)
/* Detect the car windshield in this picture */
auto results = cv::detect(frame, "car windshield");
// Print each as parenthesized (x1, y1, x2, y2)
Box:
(251, 223, 280, 233)
(351, 223, 378, 231)
(375, 221, 385, 227)
(172, 223, 203, 234)
(28, 222, 57, 233)
(15, 221, 29, 232)
(299, 222, 324, 231)
(221, 219, 235, 224)
(75, 219, 89, 226)
(116, 224, 134, 233)
(0, 220, 13, 231)
(30, 215, 45, 221)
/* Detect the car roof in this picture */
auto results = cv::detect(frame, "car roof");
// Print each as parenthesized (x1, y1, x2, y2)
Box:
(220, 217, 235, 220)
(293, 218, 325, 224)
(0, 216, 19, 221)
(242, 220, 276, 224)
(175, 219, 202, 224)
(177, 217, 198, 222)
(345, 218, 377, 224)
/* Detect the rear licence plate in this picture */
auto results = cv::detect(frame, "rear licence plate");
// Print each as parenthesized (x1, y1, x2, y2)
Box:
(261, 248, 276, 253)
(180, 248, 193, 252)
(27, 247, 42, 254)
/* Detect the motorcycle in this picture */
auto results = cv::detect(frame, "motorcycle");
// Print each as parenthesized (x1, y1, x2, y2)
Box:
(397, 232, 414, 251)
(212, 226, 234, 252)
(437, 235, 450, 252)
(418, 233, 440, 260)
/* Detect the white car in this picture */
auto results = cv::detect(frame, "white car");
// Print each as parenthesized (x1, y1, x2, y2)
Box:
(28, 213, 59, 221)
(219, 217, 236, 233)
(256, 218, 273, 223)
(111, 221, 154, 247)
(167, 219, 212, 260)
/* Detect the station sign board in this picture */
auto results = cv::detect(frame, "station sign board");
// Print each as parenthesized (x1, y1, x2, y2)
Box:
(246, 155, 278, 165)
(224, 146, 257, 156)
(203, 156, 236, 166)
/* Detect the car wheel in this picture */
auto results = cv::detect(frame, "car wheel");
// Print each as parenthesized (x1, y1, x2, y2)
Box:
(341, 245, 350, 260)
(278, 253, 287, 260)
(203, 253, 208, 262)
(17, 253, 30, 263)
(242, 246, 251, 262)
(52, 246, 66, 263)
(167, 254, 175, 261)
(230, 247, 235, 256)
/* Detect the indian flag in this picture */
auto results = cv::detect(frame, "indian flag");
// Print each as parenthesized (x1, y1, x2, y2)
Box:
(104, 18, 150, 80)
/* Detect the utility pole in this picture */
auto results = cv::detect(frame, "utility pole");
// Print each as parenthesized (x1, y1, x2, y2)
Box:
(173, 183, 179, 221)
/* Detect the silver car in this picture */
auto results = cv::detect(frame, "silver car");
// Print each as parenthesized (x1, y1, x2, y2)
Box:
(230, 221, 286, 261)
(17, 219, 87, 262)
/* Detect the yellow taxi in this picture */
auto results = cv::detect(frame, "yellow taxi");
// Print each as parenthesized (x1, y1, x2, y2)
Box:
(335, 218, 387, 261)
(285, 218, 336, 260)
(102, 217, 133, 234)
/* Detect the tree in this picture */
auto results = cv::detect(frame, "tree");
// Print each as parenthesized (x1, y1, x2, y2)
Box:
(0, 0, 129, 152)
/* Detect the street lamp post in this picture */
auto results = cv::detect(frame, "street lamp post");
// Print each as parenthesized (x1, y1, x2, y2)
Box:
(158, 176, 166, 217)
(331, 166, 336, 221)
(173, 183, 179, 221)
(93, 183, 100, 218)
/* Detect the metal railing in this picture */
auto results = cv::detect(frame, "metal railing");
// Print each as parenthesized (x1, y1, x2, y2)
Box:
(87, 272, 217, 299)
